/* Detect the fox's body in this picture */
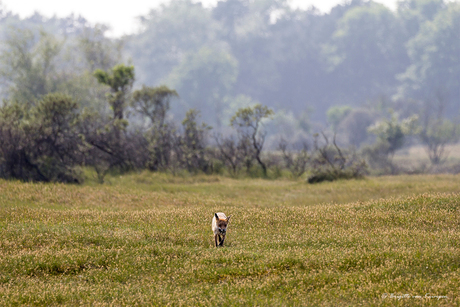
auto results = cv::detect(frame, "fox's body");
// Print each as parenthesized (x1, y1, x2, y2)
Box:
(212, 212, 232, 247)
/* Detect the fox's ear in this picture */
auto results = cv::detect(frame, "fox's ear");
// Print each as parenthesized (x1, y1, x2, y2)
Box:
(214, 213, 219, 219)
(227, 214, 232, 222)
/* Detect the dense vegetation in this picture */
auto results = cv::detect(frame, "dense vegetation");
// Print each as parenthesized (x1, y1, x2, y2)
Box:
(1, 0, 459, 120)
(0, 174, 459, 305)
(0, 0, 459, 183)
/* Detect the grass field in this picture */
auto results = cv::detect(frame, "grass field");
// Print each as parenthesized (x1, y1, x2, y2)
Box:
(393, 144, 460, 173)
(1, 173, 459, 306)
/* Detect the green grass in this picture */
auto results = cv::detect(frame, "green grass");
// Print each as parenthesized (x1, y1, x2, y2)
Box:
(1, 174, 459, 305)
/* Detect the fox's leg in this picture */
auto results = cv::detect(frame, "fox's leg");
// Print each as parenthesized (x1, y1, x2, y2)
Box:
(219, 234, 226, 246)
(215, 234, 219, 247)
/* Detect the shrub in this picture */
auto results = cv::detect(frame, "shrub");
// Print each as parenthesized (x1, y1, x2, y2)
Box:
(307, 133, 367, 184)
(0, 94, 85, 183)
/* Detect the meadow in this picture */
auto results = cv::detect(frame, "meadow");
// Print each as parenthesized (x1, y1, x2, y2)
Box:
(0, 173, 459, 306)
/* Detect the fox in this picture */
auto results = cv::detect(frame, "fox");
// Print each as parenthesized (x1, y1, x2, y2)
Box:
(212, 212, 232, 247)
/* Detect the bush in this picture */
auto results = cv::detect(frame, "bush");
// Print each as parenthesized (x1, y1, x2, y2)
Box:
(0, 94, 85, 183)
(307, 133, 367, 184)
(361, 141, 394, 174)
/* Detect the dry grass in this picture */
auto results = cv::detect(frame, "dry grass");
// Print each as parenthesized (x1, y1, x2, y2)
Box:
(394, 144, 460, 172)
(0, 174, 459, 306)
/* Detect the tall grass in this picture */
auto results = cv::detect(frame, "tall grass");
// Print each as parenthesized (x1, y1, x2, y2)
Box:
(0, 174, 459, 305)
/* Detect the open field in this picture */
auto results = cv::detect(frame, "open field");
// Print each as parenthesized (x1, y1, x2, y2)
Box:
(1, 174, 459, 306)
(393, 144, 460, 173)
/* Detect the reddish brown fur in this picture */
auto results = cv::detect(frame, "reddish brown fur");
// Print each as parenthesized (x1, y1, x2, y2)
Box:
(217, 219, 228, 228)
(212, 212, 232, 247)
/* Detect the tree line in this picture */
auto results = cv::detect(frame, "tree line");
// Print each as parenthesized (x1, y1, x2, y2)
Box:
(0, 61, 370, 183)
(0, 61, 457, 183)
(127, 0, 460, 127)
(0, 0, 458, 126)
(0, 0, 459, 182)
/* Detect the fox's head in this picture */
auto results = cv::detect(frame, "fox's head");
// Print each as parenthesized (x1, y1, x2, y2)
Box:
(215, 213, 231, 234)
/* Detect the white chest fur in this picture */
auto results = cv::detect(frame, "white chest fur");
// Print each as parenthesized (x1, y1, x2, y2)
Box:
(212, 212, 227, 234)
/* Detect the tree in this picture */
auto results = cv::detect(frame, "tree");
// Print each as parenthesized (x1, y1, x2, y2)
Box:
(396, 3, 460, 114)
(0, 29, 63, 104)
(327, 105, 352, 132)
(26, 93, 84, 182)
(79, 106, 148, 181)
(212, 0, 250, 42)
(367, 112, 418, 163)
(132, 85, 178, 127)
(0, 101, 29, 179)
(0, 24, 124, 115)
(416, 93, 459, 164)
(266, 6, 331, 115)
(419, 119, 458, 164)
(0, 93, 84, 183)
(219, 0, 287, 110)
(128, 0, 222, 86)
(278, 138, 309, 178)
(214, 134, 243, 176)
(177, 109, 212, 173)
(131, 85, 179, 171)
(94, 64, 135, 121)
(230, 104, 274, 176)
(78, 25, 123, 72)
(308, 132, 367, 183)
(338, 109, 376, 147)
(85, 65, 137, 179)
(397, 0, 446, 39)
(326, 2, 408, 103)
(166, 47, 238, 127)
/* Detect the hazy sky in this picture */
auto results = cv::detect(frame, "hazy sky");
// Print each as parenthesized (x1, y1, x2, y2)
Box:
(1, 0, 399, 37)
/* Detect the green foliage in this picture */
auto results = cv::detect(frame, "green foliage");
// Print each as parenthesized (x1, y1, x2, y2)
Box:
(327, 2, 407, 100)
(24, 93, 84, 183)
(268, 109, 311, 135)
(131, 85, 178, 126)
(0, 101, 27, 175)
(178, 109, 212, 173)
(361, 141, 395, 173)
(0, 93, 84, 183)
(1, 0, 459, 129)
(278, 139, 309, 178)
(131, 85, 179, 172)
(78, 25, 123, 72)
(230, 104, 274, 129)
(231, 104, 274, 176)
(364, 113, 418, 173)
(397, 0, 446, 37)
(418, 118, 459, 164)
(0, 26, 121, 116)
(220, 94, 257, 126)
(397, 2, 460, 106)
(0, 29, 63, 104)
(308, 133, 367, 184)
(94, 64, 135, 120)
(94, 64, 135, 92)
(326, 105, 352, 131)
(128, 0, 221, 86)
(368, 113, 418, 155)
(62, 26, 124, 114)
(166, 47, 238, 126)
(1, 1, 459, 181)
